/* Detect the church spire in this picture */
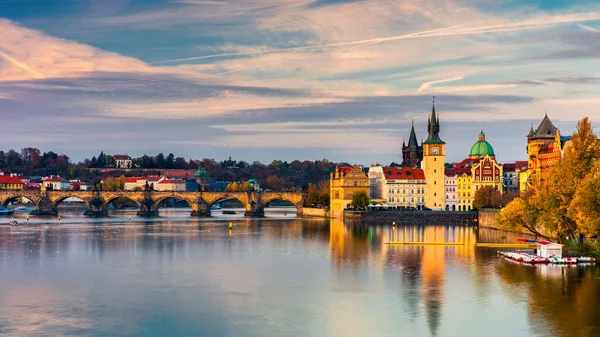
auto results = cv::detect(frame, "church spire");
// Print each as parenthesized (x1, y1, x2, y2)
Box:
(408, 122, 418, 148)
(425, 97, 444, 144)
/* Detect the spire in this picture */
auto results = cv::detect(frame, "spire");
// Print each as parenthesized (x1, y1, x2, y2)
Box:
(527, 124, 534, 138)
(408, 123, 418, 148)
(425, 97, 444, 144)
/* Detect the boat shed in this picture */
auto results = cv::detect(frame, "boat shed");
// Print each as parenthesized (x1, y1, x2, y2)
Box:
(537, 242, 563, 258)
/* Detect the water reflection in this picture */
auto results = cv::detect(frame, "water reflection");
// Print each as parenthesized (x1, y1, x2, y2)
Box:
(0, 217, 599, 336)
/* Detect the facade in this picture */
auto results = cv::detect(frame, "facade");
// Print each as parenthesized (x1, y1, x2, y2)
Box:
(367, 165, 386, 201)
(156, 179, 186, 191)
(384, 167, 426, 209)
(523, 115, 570, 190)
(330, 165, 369, 218)
(0, 175, 24, 190)
(422, 104, 446, 210)
(42, 176, 70, 190)
(124, 178, 138, 191)
(471, 155, 503, 193)
(401, 122, 423, 168)
(113, 154, 132, 169)
(456, 168, 473, 211)
(503, 161, 527, 192)
(444, 169, 457, 211)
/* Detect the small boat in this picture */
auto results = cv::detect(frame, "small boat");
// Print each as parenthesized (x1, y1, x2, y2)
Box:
(9, 220, 18, 226)
(211, 204, 222, 210)
(577, 257, 596, 263)
(549, 257, 577, 264)
(222, 210, 236, 215)
(0, 207, 14, 216)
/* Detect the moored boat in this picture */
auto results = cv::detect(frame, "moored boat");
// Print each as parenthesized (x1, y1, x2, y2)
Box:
(549, 257, 577, 264)
(576, 256, 596, 263)
(0, 207, 14, 216)
(8, 220, 18, 226)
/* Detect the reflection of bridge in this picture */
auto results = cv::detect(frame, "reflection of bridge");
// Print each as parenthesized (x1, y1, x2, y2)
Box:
(0, 190, 303, 217)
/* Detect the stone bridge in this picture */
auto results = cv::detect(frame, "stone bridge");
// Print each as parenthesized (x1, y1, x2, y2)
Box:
(0, 190, 303, 218)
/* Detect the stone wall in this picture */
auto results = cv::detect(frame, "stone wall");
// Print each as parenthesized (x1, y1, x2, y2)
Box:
(303, 207, 330, 218)
(344, 210, 478, 225)
(478, 209, 501, 229)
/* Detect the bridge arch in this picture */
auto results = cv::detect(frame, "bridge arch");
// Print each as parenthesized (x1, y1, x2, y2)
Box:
(208, 196, 247, 209)
(153, 195, 198, 209)
(51, 195, 90, 209)
(103, 195, 142, 209)
(1, 195, 38, 207)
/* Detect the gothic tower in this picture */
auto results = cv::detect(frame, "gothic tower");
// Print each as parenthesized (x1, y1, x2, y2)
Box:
(401, 122, 424, 168)
(422, 102, 445, 210)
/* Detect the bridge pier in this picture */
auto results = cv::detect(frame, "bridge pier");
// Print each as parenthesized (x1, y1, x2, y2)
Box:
(190, 202, 211, 217)
(30, 197, 58, 216)
(137, 197, 158, 217)
(83, 195, 108, 217)
(244, 202, 264, 217)
(296, 204, 303, 216)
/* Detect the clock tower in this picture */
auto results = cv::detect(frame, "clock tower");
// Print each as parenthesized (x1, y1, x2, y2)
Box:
(422, 101, 446, 210)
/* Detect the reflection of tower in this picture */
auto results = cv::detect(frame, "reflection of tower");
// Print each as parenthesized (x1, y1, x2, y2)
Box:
(194, 168, 210, 191)
(421, 227, 445, 337)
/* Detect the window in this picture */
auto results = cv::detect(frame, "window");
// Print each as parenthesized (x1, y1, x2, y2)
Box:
(434, 193, 436, 196)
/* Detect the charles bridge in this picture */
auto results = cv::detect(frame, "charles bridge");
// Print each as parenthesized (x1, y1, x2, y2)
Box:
(0, 189, 304, 217)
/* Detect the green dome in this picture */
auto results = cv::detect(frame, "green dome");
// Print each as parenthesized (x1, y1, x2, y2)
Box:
(469, 131, 495, 157)
(194, 169, 206, 177)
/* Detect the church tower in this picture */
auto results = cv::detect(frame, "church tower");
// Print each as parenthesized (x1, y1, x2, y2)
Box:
(401, 121, 424, 168)
(422, 101, 445, 210)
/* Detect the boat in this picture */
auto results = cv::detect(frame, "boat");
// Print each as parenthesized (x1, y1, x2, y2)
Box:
(211, 204, 222, 210)
(549, 257, 577, 264)
(8, 220, 18, 226)
(222, 210, 236, 215)
(0, 207, 14, 216)
(576, 256, 596, 263)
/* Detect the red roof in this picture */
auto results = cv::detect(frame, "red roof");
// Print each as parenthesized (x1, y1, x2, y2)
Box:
(383, 167, 425, 180)
(159, 179, 184, 184)
(337, 166, 352, 173)
(43, 176, 68, 182)
(124, 177, 138, 183)
(113, 154, 132, 160)
(0, 176, 24, 184)
(454, 158, 479, 169)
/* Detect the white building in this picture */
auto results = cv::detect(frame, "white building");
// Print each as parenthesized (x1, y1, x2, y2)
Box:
(43, 176, 70, 190)
(367, 165, 386, 201)
(113, 154, 132, 169)
(383, 167, 426, 209)
(156, 179, 186, 191)
(444, 169, 457, 211)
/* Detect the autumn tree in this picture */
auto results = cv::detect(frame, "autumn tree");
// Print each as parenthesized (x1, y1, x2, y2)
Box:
(568, 162, 600, 237)
(350, 191, 370, 208)
(473, 186, 503, 209)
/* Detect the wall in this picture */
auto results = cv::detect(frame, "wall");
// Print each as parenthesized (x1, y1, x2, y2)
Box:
(303, 207, 330, 218)
(478, 209, 501, 229)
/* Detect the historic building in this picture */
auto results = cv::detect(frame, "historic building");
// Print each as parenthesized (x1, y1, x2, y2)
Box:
(401, 122, 424, 168)
(422, 104, 446, 210)
(383, 167, 426, 209)
(113, 154, 132, 169)
(42, 176, 70, 190)
(503, 161, 527, 192)
(330, 165, 369, 218)
(0, 175, 24, 190)
(452, 131, 503, 210)
(522, 114, 570, 190)
(368, 165, 386, 201)
(444, 168, 457, 211)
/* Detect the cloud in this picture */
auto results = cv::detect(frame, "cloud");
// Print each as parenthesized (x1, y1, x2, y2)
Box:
(417, 75, 465, 92)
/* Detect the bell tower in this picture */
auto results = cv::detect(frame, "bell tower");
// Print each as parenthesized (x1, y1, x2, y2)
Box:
(422, 99, 446, 210)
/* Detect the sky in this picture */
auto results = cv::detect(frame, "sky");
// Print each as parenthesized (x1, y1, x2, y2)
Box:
(1, 0, 599, 165)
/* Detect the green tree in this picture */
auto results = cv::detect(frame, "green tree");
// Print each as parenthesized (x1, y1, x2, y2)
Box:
(350, 191, 370, 208)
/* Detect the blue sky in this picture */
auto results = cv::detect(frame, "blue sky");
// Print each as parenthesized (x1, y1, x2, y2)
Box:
(1, 0, 599, 165)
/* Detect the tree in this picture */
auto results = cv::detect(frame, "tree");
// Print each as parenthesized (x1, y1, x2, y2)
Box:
(174, 157, 188, 169)
(305, 183, 320, 206)
(350, 191, 370, 208)
(166, 153, 175, 169)
(473, 186, 503, 209)
(568, 162, 600, 237)
(495, 197, 545, 237)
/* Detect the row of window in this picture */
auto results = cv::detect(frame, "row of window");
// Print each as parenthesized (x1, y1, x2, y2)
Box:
(388, 197, 425, 203)
(388, 188, 425, 194)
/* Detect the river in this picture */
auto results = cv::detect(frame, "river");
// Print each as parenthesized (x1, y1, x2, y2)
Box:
(1, 209, 598, 337)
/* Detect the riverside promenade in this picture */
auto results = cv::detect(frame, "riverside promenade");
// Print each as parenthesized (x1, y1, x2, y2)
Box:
(344, 210, 479, 225)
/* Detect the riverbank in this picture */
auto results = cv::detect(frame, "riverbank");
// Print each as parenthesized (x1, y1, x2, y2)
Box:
(345, 210, 478, 225)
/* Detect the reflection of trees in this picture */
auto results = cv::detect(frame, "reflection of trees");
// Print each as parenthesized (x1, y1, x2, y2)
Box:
(329, 219, 370, 270)
(496, 262, 600, 337)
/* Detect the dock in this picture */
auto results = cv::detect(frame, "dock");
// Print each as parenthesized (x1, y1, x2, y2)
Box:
(476, 243, 537, 248)
(386, 242, 464, 246)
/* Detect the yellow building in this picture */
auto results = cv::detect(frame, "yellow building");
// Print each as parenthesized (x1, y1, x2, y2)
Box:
(456, 170, 473, 211)
(522, 114, 569, 191)
(329, 165, 369, 218)
(0, 175, 24, 190)
(422, 104, 446, 210)
(471, 155, 503, 193)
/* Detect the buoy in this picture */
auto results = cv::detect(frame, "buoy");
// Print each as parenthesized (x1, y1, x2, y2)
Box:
(128, 216, 131, 220)
(58, 216, 61, 221)
(228, 222, 233, 229)
(26, 216, 29, 221)
(392, 221, 396, 226)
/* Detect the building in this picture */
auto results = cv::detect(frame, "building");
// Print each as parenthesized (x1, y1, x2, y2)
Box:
(42, 176, 70, 190)
(0, 175, 24, 190)
(124, 177, 138, 191)
(503, 161, 527, 192)
(330, 165, 369, 218)
(113, 154, 132, 169)
(456, 168, 473, 211)
(194, 168, 210, 191)
(368, 165, 386, 201)
(523, 114, 570, 190)
(401, 122, 423, 168)
(156, 179, 186, 191)
(444, 169, 457, 211)
(384, 167, 426, 209)
(422, 103, 446, 210)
